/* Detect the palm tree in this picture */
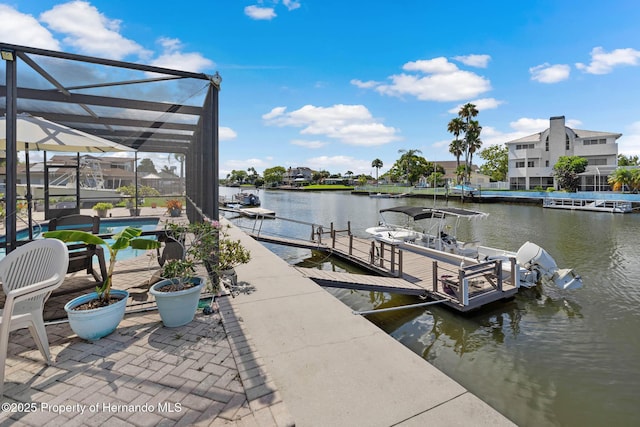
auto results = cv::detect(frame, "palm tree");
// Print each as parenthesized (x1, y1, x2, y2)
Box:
(459, 103, 479, 182)
(447, 117, 466, 183)
(466, 120, 483, 181)
(371, 158, 383, 186)
(607, 168, 633, 192)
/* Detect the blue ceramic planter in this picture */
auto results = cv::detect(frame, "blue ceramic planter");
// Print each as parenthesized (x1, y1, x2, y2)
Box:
(64, 290, 129, 341)
(150, 277, 204, 327)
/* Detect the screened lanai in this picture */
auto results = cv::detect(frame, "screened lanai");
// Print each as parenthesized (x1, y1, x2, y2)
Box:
(0, 43, 220, 253)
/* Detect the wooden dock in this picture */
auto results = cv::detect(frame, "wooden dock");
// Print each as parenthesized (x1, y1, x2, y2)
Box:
(245, 223, 519, 312)
(239, 207, 276, 218)
(294, 268, 428, 296)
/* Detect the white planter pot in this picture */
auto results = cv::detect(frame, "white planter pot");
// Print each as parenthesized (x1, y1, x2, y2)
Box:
(150, 277, 204, 327)
(64, 290, 129, 341)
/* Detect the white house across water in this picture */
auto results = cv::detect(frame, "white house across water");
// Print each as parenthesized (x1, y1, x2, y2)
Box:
(506, 115, 621, 191)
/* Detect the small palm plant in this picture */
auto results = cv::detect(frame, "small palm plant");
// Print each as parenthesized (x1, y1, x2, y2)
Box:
(44, 226, 161, 307)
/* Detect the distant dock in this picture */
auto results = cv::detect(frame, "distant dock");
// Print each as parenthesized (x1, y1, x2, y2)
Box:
(543, 197, 634, 213)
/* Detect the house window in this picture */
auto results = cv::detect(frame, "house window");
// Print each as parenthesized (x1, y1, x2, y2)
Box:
(565, 133, 570, 150)
(515, 161, 525, 168)
(583, 139, 607, 145)
(527, 161, 535, 168)
(516, 143, 535, 150)
(545, 160, 549, 167)
(590, 158, 607, 166)
(545, 136, 549, 152)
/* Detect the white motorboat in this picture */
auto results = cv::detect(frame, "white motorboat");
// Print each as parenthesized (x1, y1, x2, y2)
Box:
(365, 205, 582, 290)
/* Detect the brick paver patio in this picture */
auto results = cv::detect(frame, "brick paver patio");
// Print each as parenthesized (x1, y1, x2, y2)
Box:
(0, 240, 293, 426)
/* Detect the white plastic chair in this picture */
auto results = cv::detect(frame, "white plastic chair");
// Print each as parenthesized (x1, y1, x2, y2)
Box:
(0, 239, 69, 396)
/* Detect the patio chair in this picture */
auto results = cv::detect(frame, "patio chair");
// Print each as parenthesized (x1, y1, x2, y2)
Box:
(47, 214, 108, 283)
(0, 239, 69, 396)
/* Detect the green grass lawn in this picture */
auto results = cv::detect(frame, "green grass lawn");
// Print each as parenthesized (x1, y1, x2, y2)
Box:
(300, 184, 354, 190)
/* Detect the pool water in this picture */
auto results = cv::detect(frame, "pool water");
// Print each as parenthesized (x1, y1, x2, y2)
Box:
(1, 217, 161, 262)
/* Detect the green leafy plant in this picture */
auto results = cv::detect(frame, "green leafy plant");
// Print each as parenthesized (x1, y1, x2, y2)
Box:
(44, 227, 161, 306)
(92, 202, 113, 212)
(217, 237, 251, 270)
(160, 258, 196, 285)
(160, 220, 251, 291)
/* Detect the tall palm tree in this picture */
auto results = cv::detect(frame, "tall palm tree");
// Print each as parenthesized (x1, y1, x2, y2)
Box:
(371, 158, 383, 186)
(447, 117, 465, 183)
(459, 103, 479, 182)
(466, 120, 483, 181)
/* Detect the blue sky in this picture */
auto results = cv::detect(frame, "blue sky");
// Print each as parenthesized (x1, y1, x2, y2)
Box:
(1, 0, 640, 178)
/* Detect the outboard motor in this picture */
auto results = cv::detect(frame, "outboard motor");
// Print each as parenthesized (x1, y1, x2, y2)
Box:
(515, 241, 583, 290)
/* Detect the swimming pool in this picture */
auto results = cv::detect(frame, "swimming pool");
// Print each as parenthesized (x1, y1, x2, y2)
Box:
(1, 217, 161, 262)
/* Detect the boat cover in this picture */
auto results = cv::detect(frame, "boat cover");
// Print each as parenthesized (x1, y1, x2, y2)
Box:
(379, 206, 489, 220)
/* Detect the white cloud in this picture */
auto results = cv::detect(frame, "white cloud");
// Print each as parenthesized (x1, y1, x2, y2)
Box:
(0, 5, 60, 50)
(305, 155, 373, 175)
(220, 127, 237, 141)
(283, 0, 302, 11)
(150, 37, 214, 72)
(220, 158, 269, 178)
(403, 57, 459, 74)
(369, 57, 491, 102)
(40, 1, 149, 60)
(453, 54, 491, 68)
(291, 139, 328, 149)
(447, 98, 504, 114)
(244, 5, 277, 20)
(530, 63, 570, 83)
(350, 79, 379, 89)
(618, 121, 640, 156)
(576, 47, 640, 75)
(263, 104, 401, 146)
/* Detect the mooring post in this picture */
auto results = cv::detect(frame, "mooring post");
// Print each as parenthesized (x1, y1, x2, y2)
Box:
(349, 235, 353, 255)
(458, 268, 465, 305)
(432, 260, 438, 291)
(347, 221, 351, 235)
(380, 242, 385, 269)
(496, 259, 503, 291)
(398, 249, 403, 276)
(317, 225, 323, 245)
(390, 246, 396, 274)
(370, 241, 375, 264)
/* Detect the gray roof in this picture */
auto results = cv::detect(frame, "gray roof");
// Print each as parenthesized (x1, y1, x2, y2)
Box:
(506, 128, 621, 144)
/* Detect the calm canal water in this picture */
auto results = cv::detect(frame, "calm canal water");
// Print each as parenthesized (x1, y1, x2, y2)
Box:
(222, 187, 640, 427)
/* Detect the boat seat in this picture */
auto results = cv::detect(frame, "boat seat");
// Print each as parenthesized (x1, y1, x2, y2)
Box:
(457, 241, 480, 257)
(47, 214, 108, 283)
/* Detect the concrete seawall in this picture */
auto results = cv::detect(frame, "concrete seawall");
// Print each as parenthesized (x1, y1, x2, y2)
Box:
(223, 221, 515, 426)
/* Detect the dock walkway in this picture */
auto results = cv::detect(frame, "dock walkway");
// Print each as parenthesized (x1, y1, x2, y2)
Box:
(284, 229, 519, 312)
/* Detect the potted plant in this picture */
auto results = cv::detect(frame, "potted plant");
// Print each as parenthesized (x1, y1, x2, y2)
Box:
(166, 199, 182, 217)
(216, 232, 251, 288)
(117, 185, 160, 215)
(43, 227, 161, 340)
(92, 202, 113, 218)
(149, 222, 210, 327)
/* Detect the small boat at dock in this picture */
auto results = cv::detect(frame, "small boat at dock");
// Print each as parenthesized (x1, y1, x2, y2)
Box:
(365, 205, 582, 291)
(221, 190, 261, 207)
